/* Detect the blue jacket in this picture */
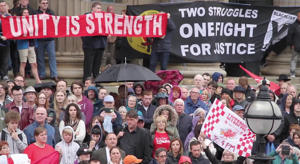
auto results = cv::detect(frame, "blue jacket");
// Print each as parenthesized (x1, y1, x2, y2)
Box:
(23, 121, 56, 147)
(16, 39, 36, 50)
(184, 96, 209, 115)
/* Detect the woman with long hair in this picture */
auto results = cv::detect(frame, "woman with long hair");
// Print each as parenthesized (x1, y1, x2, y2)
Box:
(166, 138, 183, 164)
(59, 103, 86, 144)
(24, 127, 59, 163)
(151, 115, 175, 158)
(53, 91, 68, 124)
(36, 92, 50, 110)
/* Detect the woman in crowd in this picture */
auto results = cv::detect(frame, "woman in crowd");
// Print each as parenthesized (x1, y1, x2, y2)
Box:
(109, 146, 123, 164)
(151, 115, 178, 157)
(59, 103, 86, 144)
(118, 106, 127, 128)
(168, 86, 181, 104)
(36, 92, 51, 111)
(151, 105, 179, 140)
(126, 95, 138, 112)
(193, 108, 207, 118)
(84, 115, 103, 143)
(166, 138, 184, 164)
(211, 72, 224, 83)
(24, 127, 59, 163)
(0, 141, 14, 164)
(53, 91, 68, 125)
(16, 8, 41, 84)
(67, 94, 78, 104)
(201, 89, 212, 108)
(133, 82, 144, 102)
(284, 124, 300, 147)
(0, 111, 27, 154)
(280, 94, 293, 114)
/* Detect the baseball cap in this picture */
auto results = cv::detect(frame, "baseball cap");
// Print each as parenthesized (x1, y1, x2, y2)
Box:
(123, 155, 142, 164)
(178, 156, 192, 164)
(232, 105, 245, 111)
(104, 95, 114, 102)
(233, 86, 245, 93)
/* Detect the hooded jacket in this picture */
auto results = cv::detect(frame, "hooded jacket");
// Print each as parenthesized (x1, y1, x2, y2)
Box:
(212, 72, 223, 83)
(78, 95, 93, 126)
(184, 116, 201, 151)
(55, 126, 80, 164)
(85, 86, 104, 117)
(0, 128, 27, 154)
(89, 124, 105, 150)
(150, 105, 179, 139)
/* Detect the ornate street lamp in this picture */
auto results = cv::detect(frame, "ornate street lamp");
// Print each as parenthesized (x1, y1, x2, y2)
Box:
(244, 79, 283, 164)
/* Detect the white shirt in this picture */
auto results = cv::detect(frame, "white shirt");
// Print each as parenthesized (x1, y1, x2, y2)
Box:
(106, 146, 111, 164)
(143, 105, 149, 112)
(17, 105, 22, 114)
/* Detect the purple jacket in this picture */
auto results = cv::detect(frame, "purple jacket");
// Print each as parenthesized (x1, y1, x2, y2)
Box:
(184, 116, 200, 151)
(78, 95, 93, 126)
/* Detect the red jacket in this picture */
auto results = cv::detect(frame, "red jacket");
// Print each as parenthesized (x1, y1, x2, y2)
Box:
(5, 102, 34, 130)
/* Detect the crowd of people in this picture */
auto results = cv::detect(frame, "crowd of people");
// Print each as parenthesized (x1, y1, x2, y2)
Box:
(0, 0, 300, 164)
(0, 71, 298, 164)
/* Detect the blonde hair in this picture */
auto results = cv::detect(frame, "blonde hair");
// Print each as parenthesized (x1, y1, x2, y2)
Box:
(67, 94, 78, 104)
(155, 115, 167, 125)
(62, 127, 73, 135)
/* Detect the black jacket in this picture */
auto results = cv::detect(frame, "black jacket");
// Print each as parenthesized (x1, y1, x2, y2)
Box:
(118, 127, 152, 164)
(166, 152, 180, 164)
(137, 104, 156, 129)
(204, 147, 245, 164)
(177, 113, 192, 144)
(152, 18, 176, 52)
(287, 20, 300, 52)
(81, 12, 106, 49)
(189, 153, 210, 164)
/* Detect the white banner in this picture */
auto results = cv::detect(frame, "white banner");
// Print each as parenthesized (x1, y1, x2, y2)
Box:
(201, 99, 255, 157)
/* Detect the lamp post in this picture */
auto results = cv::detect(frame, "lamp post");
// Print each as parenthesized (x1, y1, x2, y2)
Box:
(244, 79, 282, 164)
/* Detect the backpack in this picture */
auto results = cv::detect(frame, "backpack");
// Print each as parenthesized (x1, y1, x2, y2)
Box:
(1, 130, 23, 141)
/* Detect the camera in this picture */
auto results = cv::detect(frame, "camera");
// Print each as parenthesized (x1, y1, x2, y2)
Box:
(281, 145, 290, 156)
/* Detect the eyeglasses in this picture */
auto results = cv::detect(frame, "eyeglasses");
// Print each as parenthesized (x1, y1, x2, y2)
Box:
(41, 2, 48, 4)
(158, 155, 167, 158)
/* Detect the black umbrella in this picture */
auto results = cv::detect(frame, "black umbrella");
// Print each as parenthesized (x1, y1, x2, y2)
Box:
(95, 63, 161, 83)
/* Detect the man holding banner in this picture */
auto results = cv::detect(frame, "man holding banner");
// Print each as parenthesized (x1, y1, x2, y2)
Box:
(36, 0, 58, 81)
(149, 12, 175, 72)
(81, 2, 107, 81)
(288, 11, 300, 78)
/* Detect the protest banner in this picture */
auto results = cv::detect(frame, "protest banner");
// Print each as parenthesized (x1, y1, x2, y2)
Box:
(1, 12, 168, 39)
(117, 1, 299, 62)
(201, 99, 256, 157)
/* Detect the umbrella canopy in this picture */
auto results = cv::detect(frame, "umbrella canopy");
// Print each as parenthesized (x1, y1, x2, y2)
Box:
(144, 70, 184, 94)
(95, 63, 161, 83)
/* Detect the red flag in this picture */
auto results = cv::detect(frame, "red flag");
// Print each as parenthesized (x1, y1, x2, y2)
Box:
(239, 65, 279, 92)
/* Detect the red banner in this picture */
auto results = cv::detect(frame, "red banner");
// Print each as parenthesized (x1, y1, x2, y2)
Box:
(1, 12, 168, 39)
